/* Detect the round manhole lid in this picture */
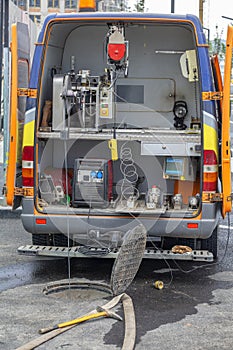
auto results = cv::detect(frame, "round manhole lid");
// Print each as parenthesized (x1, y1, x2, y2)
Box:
(110, 224, 147, 296)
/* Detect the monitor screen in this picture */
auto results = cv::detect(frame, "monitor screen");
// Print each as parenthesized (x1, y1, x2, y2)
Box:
(165, 157, 184, 176)
(116, 85, 144, 104)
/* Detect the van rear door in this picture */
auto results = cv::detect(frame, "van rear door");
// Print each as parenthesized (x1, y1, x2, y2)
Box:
(6, 22, 30, 208)
(221, 25, 233, 217)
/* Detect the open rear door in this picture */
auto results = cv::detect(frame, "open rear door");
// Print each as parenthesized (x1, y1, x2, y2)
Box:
(6, 23, 30, 208)
(221, 25, 233, 217)
(211, 54, 223, 125)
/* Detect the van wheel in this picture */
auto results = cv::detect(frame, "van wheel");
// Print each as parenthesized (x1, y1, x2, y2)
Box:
(200, 226, 218, 259)
(53, 234, 73, 247)
(32, 234, 50, 246)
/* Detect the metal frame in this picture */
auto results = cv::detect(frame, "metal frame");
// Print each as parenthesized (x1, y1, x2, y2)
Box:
(18, 244, 214, 262)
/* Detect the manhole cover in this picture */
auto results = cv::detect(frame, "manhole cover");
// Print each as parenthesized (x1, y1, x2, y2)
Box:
(43, 279, 112, 301)
(110, 224, 147, 296)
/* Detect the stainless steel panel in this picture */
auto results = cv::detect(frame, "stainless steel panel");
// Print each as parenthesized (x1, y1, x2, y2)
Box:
(52, 75, 65, 131)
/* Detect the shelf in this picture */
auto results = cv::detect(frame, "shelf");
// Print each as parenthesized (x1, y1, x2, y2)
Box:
(37, 128, 201, 143)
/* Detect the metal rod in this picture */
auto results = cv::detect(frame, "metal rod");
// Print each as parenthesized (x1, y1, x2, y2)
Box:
(4, 0, 9, 49)
(171, 0, 175, 13)
(222, 16, 233, 21)
(199, 0, 204, 25)
(0, 1, 3, 126)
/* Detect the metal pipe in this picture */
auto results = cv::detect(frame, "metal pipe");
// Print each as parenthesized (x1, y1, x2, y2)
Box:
(0, 0, 3, 126)
(199, 0, 204, 25)
(171, 0, 175, 13)
(4, 0, 9, 49)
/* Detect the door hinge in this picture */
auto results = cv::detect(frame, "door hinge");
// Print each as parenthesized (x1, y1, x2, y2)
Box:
(17, 88, 37, 98)
(227, 193, 233, 202)
(14, 187, 34, 197)
(202, 91, 223, 101)
(2, 185, 7, 196)
(203, 192, 223, 202)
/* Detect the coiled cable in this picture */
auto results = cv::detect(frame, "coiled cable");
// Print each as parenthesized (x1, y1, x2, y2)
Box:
(120, 143, 139, 202)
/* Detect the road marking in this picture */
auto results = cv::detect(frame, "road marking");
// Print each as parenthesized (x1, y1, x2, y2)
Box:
(219, 225, 233, 229)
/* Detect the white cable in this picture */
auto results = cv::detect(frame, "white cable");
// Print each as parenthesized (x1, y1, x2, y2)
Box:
(120, 143, 139, 203)
(63, 139, 71, 291)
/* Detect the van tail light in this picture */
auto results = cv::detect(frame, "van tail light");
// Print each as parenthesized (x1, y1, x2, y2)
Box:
(22, 146, 34, 187)
(187, 223, 198, 229)
(203, 150, 218, 192)
(36, 218, 47, 225)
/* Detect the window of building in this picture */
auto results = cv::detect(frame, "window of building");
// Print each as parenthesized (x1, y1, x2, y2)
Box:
(65, 0, 77, 9)
(48, 0, 59, 7)
(29, 14, 41, 25)
(29, 0, 40, 7)
(13, 0, 27, 10)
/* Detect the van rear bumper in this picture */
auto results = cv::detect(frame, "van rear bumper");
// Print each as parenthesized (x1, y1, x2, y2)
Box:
(21, 198, 220, 240)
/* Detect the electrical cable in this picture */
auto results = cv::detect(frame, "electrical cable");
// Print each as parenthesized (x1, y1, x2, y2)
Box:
(124, 208, 174, 286)
(78, 246, 111, 256)
(148, 238, 174, 287)
(119, 142, 139, 204)
(63, 138, 71, 290)
(107, 70, 121, 90)
(63, 86, 72, 291)
(126, 207, 231, 284)
(169, 213, 231, 274)
(84, 199, 113, 250)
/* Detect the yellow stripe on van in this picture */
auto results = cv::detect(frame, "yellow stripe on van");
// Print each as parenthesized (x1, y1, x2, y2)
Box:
(203, 123, 218, 157)
(23, 120, 35, 148)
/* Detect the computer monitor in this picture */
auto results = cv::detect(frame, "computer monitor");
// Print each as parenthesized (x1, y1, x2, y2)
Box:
(163, 157, 196, 181)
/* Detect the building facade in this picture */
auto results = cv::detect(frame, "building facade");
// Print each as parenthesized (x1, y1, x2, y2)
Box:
(11, 0, 129, 28)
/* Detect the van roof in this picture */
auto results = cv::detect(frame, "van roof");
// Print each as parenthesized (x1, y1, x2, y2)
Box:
(38, 12, 205, 44)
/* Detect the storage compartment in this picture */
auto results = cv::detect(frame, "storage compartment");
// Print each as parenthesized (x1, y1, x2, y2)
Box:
(38, 136, 201, 216)
(36, 18, 202, 218)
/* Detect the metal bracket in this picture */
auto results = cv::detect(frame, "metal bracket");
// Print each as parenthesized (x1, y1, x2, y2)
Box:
(14, 187, 34, 197)
(202, 91, 223, 101)
(17, 88, 37, 98)
(202, 192, 223, 202)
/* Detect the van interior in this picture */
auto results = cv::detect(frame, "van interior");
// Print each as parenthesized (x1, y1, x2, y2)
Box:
(36, 19, 202, 217)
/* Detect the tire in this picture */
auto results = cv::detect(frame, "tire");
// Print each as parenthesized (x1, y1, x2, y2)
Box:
(201, 225, 218, 259)
(53, 233, 73, 247)
(32, 233, 73, 247)
(32, 234, 50, 246)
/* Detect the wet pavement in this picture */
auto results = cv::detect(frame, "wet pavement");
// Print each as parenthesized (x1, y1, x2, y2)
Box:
(1, 135, 233, 349)
(1, 214, 233, 349)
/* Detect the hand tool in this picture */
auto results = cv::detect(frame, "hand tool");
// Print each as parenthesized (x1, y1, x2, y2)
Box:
(39, 307, 122, 334)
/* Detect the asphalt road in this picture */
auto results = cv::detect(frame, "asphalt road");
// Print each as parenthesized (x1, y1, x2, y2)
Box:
(1, 212, 233, 350)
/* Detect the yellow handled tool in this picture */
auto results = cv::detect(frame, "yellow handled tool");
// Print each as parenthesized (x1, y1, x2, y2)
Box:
(39, 306, 122, 334)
